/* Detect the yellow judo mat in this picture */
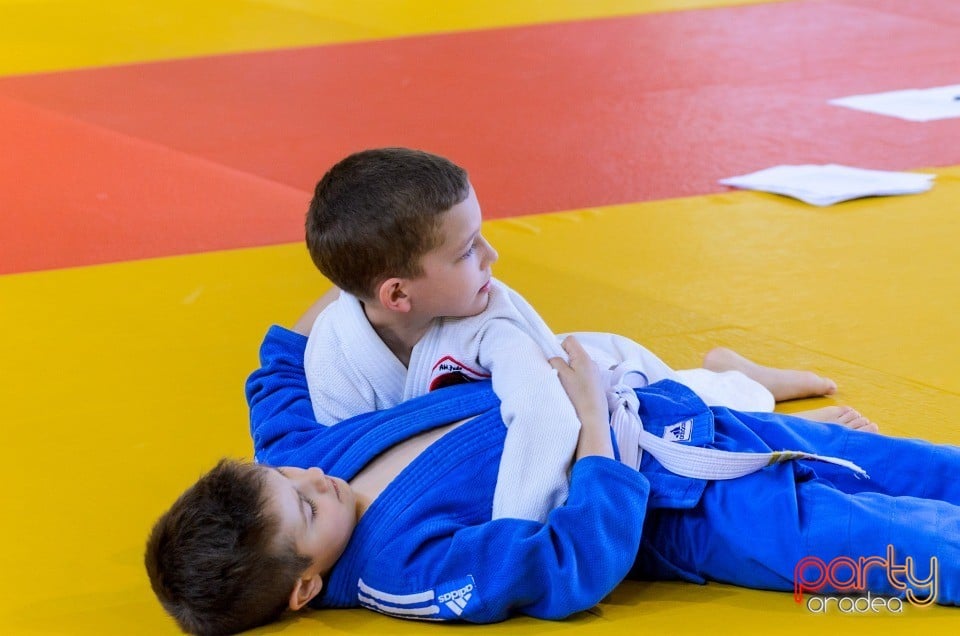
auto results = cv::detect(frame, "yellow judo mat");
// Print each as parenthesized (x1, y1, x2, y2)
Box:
(2, 1, 960, 634)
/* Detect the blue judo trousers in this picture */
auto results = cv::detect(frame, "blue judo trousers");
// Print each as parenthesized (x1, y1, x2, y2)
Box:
(633, 404, 960, 608)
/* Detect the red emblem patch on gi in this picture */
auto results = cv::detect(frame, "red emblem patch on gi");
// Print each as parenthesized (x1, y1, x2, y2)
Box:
(429, 356, 490, 391)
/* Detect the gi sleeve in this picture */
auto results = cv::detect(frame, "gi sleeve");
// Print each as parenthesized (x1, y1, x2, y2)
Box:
(246, 326, 336, 466)
(362, 456, 649, 623)
(481, 319, 582, 522)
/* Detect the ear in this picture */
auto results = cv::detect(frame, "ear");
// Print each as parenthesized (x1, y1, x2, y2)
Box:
(288, 574, 324, 611)
(376, 277, 412, 313)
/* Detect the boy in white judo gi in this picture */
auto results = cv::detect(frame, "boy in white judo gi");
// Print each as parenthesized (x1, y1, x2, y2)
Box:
(300, 147, 864, 523)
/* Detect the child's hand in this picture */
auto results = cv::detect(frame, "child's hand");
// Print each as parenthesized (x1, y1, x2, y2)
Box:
(549, 336, 605, 421)
(550, 336, 609, 440)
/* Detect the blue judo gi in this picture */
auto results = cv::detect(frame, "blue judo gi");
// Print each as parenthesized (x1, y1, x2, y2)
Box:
(248, 326, 960, 620)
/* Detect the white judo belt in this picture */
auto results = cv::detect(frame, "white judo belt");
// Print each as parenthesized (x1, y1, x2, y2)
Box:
(606, 383, 868, 480)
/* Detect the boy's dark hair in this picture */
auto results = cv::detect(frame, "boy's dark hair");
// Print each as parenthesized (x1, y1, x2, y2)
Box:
(144, 459, 311, 636)
(306, 147, 470, 298)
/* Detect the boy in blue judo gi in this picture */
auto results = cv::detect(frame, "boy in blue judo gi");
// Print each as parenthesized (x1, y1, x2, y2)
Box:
(146, 320, 959, 636)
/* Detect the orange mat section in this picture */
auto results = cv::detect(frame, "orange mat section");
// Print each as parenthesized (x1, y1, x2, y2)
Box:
(0, 95, 308, 274)
(1, 0, 959, 275)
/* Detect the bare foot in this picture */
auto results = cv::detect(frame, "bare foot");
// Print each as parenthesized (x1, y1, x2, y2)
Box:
(793, 406, 879, 433)
(702, 347, 837, 402)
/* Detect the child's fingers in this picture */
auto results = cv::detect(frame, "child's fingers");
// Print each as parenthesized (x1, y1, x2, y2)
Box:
(560, 335, 588, 362)
(548, 356, 570, 373)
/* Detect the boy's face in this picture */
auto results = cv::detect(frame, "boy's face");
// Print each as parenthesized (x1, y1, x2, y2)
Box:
(263, 465, 357, 576)
(406, 184, 499, 319)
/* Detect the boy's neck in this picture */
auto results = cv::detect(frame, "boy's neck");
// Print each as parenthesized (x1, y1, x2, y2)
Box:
(360, 300, 434, 367)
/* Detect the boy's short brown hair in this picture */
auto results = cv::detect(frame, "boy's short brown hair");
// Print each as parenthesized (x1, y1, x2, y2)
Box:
(144, 459, 310, 636)
(305, 147, 470, 298)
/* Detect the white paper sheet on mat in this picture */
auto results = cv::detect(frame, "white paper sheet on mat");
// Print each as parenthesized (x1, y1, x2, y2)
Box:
(829, 84, 960, 122)
(719, 164, 935, 207)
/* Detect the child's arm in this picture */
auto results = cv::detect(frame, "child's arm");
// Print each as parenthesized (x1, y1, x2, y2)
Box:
(247, 326, 326, 464)
(481, 322, 585, 523)
(303, 290, 402, 425)
(364, 456, 648, 623)
(249, 290, 371, 463)
(549, 336, 614, 462)
(458, 456, 645, 622)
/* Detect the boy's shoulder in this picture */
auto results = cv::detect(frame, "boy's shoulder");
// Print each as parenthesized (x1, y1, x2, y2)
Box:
(440, 279, 530, 336)
(308, 291, 368, 335)
(444, 278, 560, 354)
(483, 279, 550, 328)
(304, 291, 395, 362)
(483, 278, 533, 317)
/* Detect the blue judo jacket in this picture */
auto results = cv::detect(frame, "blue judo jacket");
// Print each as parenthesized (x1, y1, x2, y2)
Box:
(246, 326, 828, 620)
(247, 326, 651, 622)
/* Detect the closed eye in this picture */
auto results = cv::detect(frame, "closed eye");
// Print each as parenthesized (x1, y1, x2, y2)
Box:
(301, 492, 318, 519)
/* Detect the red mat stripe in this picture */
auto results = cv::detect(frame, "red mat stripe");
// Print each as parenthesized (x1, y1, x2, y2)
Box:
(1, 0, 958, 274)
(0, 95, 308, 274)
